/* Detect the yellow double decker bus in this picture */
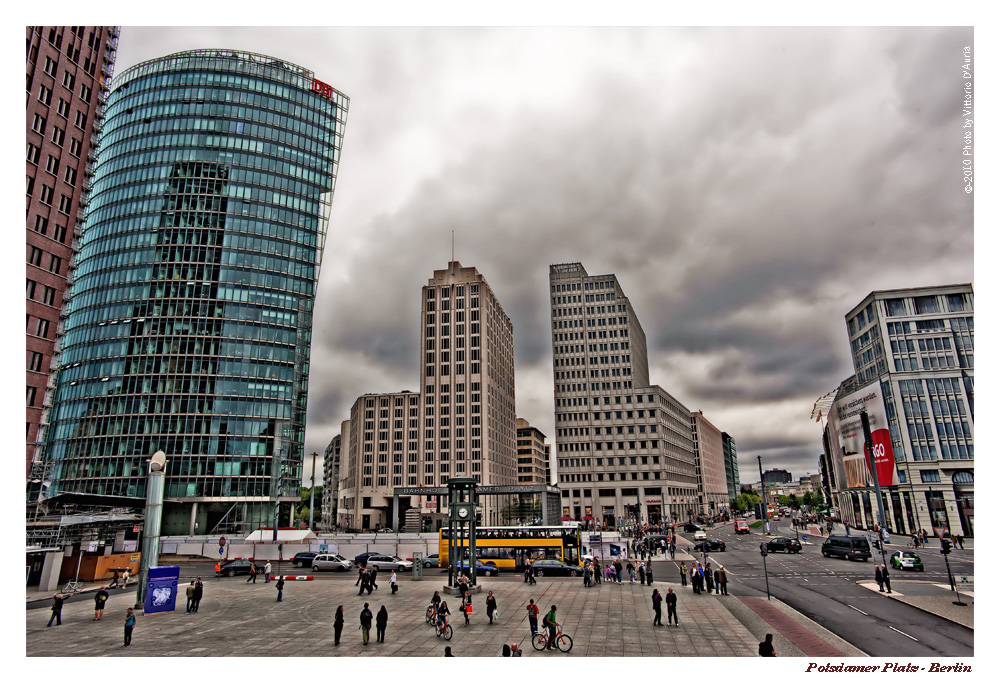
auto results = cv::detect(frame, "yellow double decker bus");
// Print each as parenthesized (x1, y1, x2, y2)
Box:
(439, 526, 582, 571)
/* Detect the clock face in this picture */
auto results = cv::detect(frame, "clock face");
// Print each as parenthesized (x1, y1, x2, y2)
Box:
(458, 507, 469, 518)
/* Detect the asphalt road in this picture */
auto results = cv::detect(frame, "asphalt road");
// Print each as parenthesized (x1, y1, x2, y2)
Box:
(680, 519, 974, 657)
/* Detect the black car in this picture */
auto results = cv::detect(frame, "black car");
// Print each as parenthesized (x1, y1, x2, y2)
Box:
(291, 552, 318, 568)
(216, 559, 257, 577)
(682, 523, 702, 533)
(354, 551, 381, 566)
(530, 559, 581, 577)
(765, 537, 802, 554)
(692, 539, 727, 552)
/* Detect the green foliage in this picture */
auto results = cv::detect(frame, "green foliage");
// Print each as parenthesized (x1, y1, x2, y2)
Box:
(731, 491, 763, 512)
(749, 520, 763, 529)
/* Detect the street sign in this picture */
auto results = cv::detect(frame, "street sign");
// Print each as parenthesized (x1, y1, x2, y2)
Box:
(933, 527, 948, 539)
(589, 534, 602, 543)
(219, 536, 226, 547)
(218, 547, 224, 556)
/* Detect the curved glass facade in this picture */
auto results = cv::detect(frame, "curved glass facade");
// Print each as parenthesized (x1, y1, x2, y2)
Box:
(42, 50, 347, 533)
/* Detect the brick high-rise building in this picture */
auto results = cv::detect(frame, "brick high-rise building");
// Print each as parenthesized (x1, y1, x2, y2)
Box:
(26, 26, 120, 479)
(690, 410, 730, 515)
(549, 262, 698, 527)
(516, 418, 549, 485)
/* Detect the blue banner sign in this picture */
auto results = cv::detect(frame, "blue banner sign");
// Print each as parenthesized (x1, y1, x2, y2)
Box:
(144, 565, 180, 614)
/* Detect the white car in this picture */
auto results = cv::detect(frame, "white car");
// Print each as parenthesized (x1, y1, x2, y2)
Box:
(311, 554, 353, 572)
(364, 554, 414, 572)
(693, 529, 707, 541)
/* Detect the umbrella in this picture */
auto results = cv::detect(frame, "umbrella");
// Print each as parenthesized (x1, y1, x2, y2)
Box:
(561, 516, 571, 521)
(582, 515, 594, 521)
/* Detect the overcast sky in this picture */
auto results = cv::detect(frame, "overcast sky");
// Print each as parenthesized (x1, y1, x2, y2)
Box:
(112, 26, 974, 486)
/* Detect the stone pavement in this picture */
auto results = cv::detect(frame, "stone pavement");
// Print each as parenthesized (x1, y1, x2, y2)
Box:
(857, 580, 974, 629)
(27, 561, 863, 658)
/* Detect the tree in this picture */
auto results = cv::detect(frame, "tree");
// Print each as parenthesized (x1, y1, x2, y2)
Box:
(801, 490, 815, 508)
(788, 493, 800, 510)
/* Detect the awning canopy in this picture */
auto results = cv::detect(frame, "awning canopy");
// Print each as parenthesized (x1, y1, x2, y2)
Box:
(243, 528, 317, 543)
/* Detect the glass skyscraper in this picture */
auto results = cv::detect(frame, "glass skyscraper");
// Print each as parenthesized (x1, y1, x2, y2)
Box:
(39, 50, 348, 534)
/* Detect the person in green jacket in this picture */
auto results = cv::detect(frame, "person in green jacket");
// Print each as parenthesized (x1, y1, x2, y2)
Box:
(679, 561, 687, 587)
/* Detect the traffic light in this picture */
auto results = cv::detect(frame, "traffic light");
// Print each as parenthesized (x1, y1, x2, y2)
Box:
(760, 542, 768, 557)
(940, 538, 952, 555)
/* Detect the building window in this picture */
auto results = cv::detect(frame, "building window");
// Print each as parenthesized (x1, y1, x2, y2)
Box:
(32, 114, 46, 134)
(919, 470, 941, 483)
(57, 98, 71, 118)
(29, 352, 44, 372)
(51, 126, 65, 147)
(26, 143, 40, 165)
(69, 137, 82, 157)
(946, 294, 966, 312)
(36, 318, 50, 338)
(27, 386, 37, 407)
(885, 298, 906, 316)
(38, 84, 52, 105)
(914, 296, 940, 315)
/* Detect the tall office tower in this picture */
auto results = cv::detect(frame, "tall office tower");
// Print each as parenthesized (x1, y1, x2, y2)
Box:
(26, 26, 120, 479)
(828, 284, 974, 537)
(690, 411, 730, 516)
(420, 262, 517, 523)
(320, 433, 341, 530)
(544, 444, 553, 486)
(338, 392, 421, 530)
(549, 262, 698, 527)
(38, 50, 348, 535)
(516, 418, 549, 485)
(721, 432, 739, 502)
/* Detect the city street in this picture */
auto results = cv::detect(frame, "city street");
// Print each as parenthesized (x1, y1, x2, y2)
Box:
(677, 519, 974, 657)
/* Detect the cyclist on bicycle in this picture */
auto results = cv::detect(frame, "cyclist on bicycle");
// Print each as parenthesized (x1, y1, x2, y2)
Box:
(911, 533, 920, 548)
(437, 600, 450, 629)
(542, 605, 558, 650)
(428, 590, 442, 622)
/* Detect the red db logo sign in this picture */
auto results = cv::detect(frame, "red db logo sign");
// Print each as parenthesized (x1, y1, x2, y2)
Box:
(311, 78, 333, 98)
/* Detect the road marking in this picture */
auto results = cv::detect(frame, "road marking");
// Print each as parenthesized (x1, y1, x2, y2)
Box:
(888, 626, 919, 641)
(848, 604, 868, 616)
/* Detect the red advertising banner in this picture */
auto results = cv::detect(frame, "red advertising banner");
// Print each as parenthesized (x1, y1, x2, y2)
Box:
(864, 428, 896, 486)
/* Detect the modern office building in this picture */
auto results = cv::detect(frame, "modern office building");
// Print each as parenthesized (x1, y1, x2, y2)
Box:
(549, 262, 698, 527)
(516, 418, 549, 485)
(37, 49, 348, 535)
(337, 262, 518, 530)
(320, 433, 341, 530)
(762, 468, 793, 485)
(823, 284, 974, 536)
(26, 26, 120, 479)
(690, 411, 730, 515)
(721, 432, 739, 502)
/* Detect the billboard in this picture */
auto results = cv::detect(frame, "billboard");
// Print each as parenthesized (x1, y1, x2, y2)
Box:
(832, 384, 898, 488)
(143, 565, 180, 615)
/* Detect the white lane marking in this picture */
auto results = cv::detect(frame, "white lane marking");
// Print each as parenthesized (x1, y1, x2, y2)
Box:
(888, 626, 919, 641)
(848, 604, 868, 616)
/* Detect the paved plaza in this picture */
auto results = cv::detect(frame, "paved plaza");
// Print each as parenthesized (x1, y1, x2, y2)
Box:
(27, 558, 864, 658)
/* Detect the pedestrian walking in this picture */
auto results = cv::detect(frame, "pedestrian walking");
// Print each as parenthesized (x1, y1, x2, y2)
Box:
(123, 608, 136, 647)
(246, 560, 258, 583)
(526, 598, 539, 635)
(646, 559, 653, 585)
(121, 568, 131, 588)
(679, 561, 687, 587)
(356, 564, 365, 586)
(376, 605, 388, 643)
(390, 569, 398, 594)
(462, 595, 471, 625)
(528, 561, 537, 585)
(93, 586, 109, 620)
(47, 593, 64, 627)
(615, 559, 623, 584)
(759, 633, 776, 656)
(718, 567, 728, 595)
(358, 569, 371, 595)
(875, 565, 885, 592)
(276, 576, 285, 601)
(215, 561, 222, 580)
(665, 587, 679, 625)
(704, 564, 715, 594)
(108, 567, 120, 589)
(360, 602, 373, 645)
(713, 568, 721, 594)
(193, 577, 204, 612)
(334, 605, 344, 645)
(186, 580, 196, 613)
(370, 566, 379, 590)
(651, 589, 663, 626)
(638, 562, 646, 586)
(264, 561, 272, 583)
(486, 591, 498, 624)
(882, 565, 892, 594)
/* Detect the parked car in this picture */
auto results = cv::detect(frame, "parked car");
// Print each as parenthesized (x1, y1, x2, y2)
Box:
(291, 552, 318, 568)
(215, 559, 257, 577)
(692, 529, 707, 541)
(890, 550, 924, 571)
(682, 523, 702, 533)
(692, 539, 727, 552)
(821, 535, 871, 561)
(455, 560, 499, 577)
(421, 553, 441, 568)
(734, 520, 750, 534)
(311, 554, 353, 572)
(530, 559, 580, 577)
(765, 537, 802, 554)
(364, 554, 413, 572)
(354, 551, 381, 566)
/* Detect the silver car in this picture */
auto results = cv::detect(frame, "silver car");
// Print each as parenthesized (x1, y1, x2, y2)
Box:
(365, 554, 414, 572)
(311, 554, 353, 572)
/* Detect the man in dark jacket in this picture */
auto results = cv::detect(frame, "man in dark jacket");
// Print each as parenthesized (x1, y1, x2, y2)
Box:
(875, 565, 885, 592)
(94, 586, 109, 620)
(370, 565, 379, 590)
(881, 565, 892, 594)
(759, 633, 776, 656)
(375, 605, 388, 643)
(651, 589, 662, 625)
(360, 603, 373, 645)
(193, 578, 204, 612)
(665, 587, 678, 625)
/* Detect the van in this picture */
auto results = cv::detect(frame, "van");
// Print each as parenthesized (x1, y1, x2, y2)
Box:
(734, 520, 750, 534)
(821, 535, 872, 561)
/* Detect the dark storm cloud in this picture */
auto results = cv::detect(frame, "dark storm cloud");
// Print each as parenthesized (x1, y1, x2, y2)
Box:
(113, 27, 973, 480)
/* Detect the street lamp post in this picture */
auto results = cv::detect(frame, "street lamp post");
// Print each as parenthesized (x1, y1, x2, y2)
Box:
(308, 451, 318, 530)
(757, 455, 770, 535)
(136, 450, 167, 609)
(859, 411, 889, 571)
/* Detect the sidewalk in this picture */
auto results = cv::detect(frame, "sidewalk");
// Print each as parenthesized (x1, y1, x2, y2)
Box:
(857, 580, 974, 629)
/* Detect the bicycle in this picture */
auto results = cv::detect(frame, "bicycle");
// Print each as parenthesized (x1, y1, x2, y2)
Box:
(435, 616, 453, 640)
(426, 605, 437, 624)
(906, 541, 920, 549)
(532, 626, 573, 652)
(61, 579, 83, 594)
